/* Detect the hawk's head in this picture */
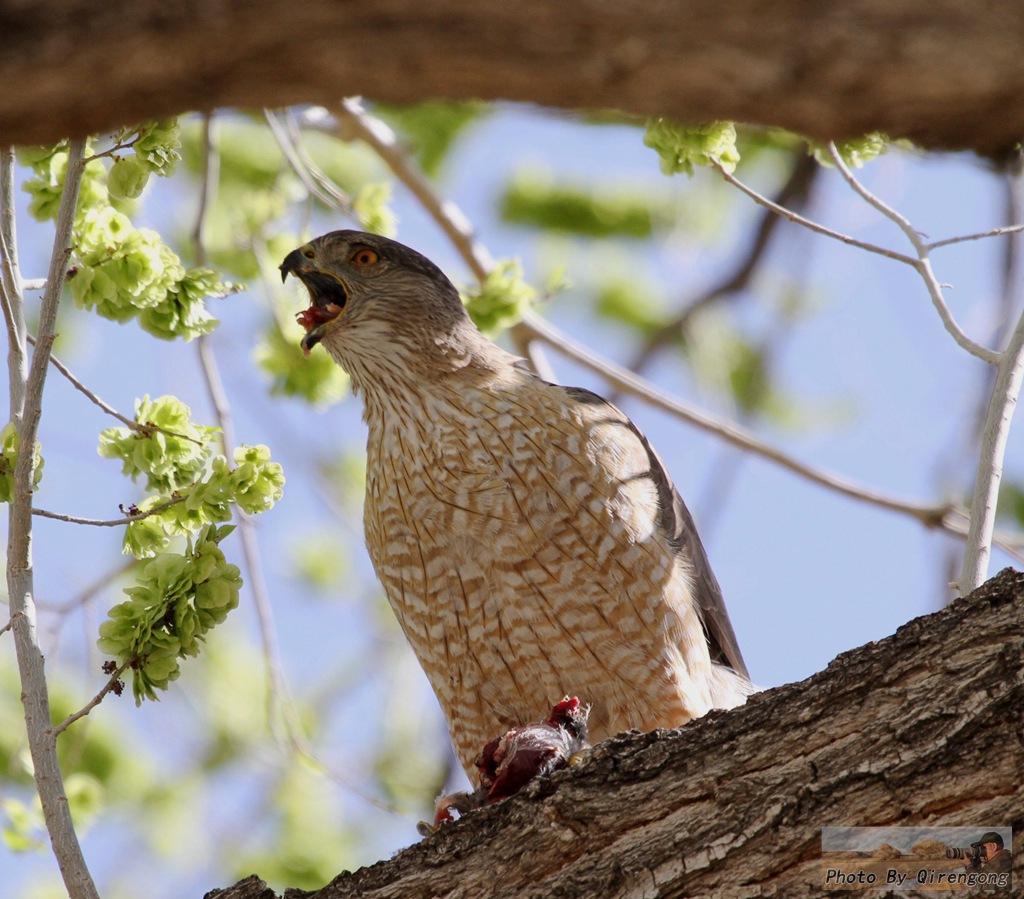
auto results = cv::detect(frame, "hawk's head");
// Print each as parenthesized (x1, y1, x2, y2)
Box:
(280, 230, 469, 359)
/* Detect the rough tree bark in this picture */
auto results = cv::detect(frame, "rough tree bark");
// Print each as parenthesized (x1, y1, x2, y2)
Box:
(205, 568, 1024, 899)
(2, 1, 1024, 153)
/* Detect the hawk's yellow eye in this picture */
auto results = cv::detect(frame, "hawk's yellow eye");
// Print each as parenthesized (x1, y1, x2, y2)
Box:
(302, 248, 315, 260)
(350, 247, 379, 266)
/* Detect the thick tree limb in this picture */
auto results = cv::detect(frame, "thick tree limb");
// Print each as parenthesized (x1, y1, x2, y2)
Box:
(206, 568, 1024, 899)
(3, 1, 1024, 152)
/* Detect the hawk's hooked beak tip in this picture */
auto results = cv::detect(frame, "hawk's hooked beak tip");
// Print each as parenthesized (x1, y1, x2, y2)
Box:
(279, 248, 304, 284)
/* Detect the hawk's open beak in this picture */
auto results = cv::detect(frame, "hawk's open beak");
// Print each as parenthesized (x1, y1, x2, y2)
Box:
(280, 249, 349, 355)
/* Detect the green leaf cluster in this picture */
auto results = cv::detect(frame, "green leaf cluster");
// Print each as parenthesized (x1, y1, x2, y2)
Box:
(501, 170, 672, 239)
(0, 421, 44, 502)
(462, 261, 536, 336)
(98, 395, 285, 557)
(352, 181, 397, 237)
(254, 320, 349, 407)
(811, 133, 888, 168)
(99, 395, 219, 494)
(644, 120, 741, 176)
(21, 123, 230, 342)
(97, 524, 243, 703)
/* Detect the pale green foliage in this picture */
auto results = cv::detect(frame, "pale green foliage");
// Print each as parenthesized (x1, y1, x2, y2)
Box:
(97, 524, 243, 703)
(130, 120, 182, 176)
(0, 421, 44, 502)
(177, 118, 388, 281)
(462, 260, 536, 335)
(353, 182, 397, 236)
(99, 395, 219, 494)
(119, 443, 285, 558)
(107, 155, 150, 201)
(98, 395, 285, 557)
(595, 277, 669, 338)
(2, 795, 45, 852)
(811, 133, 888, 168)
(501, 168, 672, 238)
(644, 120, 741, 175)
(21, 122, 229, 342)
(254, 320, 349, 407)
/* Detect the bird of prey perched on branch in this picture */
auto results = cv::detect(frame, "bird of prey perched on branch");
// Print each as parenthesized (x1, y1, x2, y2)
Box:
(281, 231, 752, 781)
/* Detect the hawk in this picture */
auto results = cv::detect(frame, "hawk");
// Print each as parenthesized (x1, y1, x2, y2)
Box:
(281, 231, 752, 782)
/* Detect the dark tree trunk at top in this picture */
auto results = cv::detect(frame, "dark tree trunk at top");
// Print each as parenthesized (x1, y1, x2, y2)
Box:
(206, 568, 1024, 899)
(2, 1, 1024, 153)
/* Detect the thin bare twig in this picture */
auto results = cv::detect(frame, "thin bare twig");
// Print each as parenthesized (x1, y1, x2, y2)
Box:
(24, 333, 206, 444)
(5, 136, 101, 899)
(825, 143, 1000, 365)
(713, 160, 918, 267)
(32, 495, 185, 527)
(0, 618, 11, 638)
(265, 108, 356, 215)
(928, 223, 1024, 251)
(818, 143, 1024, 592)
(52, 661, 130, 738)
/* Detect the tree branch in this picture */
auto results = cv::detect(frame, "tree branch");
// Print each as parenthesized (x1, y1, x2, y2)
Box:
(1, 147, 28, 424)
(205, 568, 1024, 899)
(4, 2, 1024, 153)
(325, 100, 494, 280)
(959, 302, 1024, 593)
(321, 99, 556, 382)
(4, 137, 100, 899)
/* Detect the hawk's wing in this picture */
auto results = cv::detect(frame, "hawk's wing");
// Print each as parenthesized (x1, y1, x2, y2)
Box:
(562, 386, 750, 680)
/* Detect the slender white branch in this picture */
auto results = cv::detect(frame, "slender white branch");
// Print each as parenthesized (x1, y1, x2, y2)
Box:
(713, 160, 918, 267)
(5, 137, 100, 899)
(928, 223, 1024, 250)
(1, 148, 28, 425)
(959, 302, 1024, 593)
(822, 143, 1023, 592)
(825, 143, 1000, 365)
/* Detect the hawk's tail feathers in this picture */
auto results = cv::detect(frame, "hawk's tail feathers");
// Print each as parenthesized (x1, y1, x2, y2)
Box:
(709, 662, 758, 711)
